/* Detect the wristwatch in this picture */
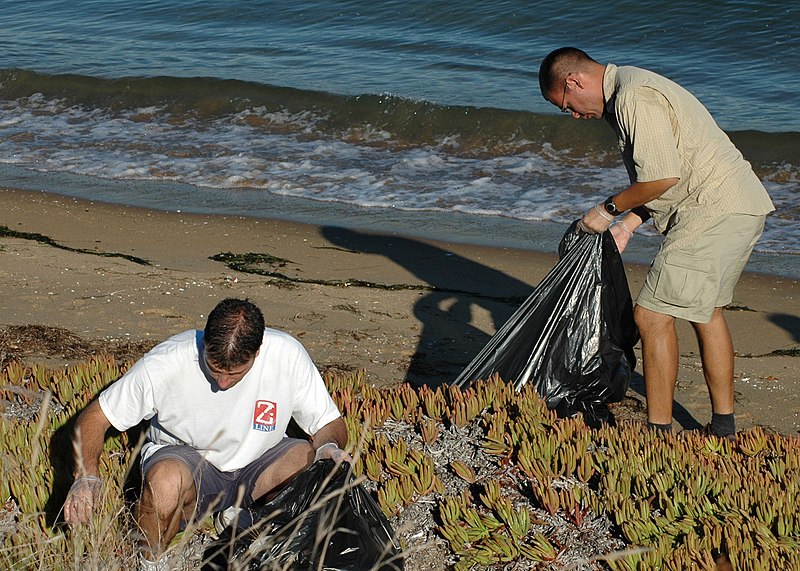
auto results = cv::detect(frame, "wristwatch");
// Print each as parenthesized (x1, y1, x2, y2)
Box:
(603, 196, 622, 216)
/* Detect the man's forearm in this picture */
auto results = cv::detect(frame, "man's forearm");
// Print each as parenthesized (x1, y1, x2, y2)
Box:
(620, 207, 650, 232)
(73, 399, 112, 477)
(613, 178, 679, 212)
(311, 417, 348, 451)
(580, 178, 675, 235)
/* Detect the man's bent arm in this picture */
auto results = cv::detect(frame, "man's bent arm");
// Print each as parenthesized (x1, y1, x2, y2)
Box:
(613, 177, 679, 213)
(581, 177, 678, 234)
(63, 399, 113, 524)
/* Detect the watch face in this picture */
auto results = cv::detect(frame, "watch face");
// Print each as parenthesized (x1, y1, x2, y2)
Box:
(604, 197, 619, 215)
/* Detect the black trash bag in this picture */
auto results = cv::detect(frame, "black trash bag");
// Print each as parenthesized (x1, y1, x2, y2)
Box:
(452, 222, 638, 427)
(202, 459, 403, 571)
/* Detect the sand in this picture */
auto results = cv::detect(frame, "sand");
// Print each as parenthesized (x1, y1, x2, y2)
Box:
(1, 186, 798, 435)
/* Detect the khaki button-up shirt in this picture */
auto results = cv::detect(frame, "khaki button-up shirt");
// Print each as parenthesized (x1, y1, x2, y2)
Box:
(602, 64, 773, 251)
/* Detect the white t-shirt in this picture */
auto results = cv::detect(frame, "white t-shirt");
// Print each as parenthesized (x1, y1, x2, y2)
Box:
(99, 328, 342, 472)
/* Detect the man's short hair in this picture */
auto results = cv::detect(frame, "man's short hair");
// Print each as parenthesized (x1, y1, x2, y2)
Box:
(538, 47, 596, 96)
(204, 298, 265, 369)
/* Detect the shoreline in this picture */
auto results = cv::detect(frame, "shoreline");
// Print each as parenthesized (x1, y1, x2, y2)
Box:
(1, 186, 798, 434)
(1, 165, 797, 281)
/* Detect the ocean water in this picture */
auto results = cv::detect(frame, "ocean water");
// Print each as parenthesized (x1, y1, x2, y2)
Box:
(0, 0, 797, 277)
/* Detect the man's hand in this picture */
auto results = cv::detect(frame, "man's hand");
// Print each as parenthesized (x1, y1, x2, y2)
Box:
(314, 442, 353, 464)
(578, 203, 614, 234)
(63, 476, 102, 525)
(311, 417, 350, 463)
(610, 221, 633, 253)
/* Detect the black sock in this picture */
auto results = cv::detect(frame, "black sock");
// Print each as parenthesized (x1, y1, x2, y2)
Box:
(710, 412, 735, 437)
(647, 421, 672, 433)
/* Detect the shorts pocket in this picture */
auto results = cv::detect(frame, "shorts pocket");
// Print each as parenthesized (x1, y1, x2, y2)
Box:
(653, 251, 709, 308)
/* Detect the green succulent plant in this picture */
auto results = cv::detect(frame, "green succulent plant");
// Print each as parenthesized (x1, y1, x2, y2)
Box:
(3, 358, 800, 570)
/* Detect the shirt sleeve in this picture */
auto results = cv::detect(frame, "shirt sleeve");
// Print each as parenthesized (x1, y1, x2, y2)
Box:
(98, 357, 158, 432)
(286, 339, 342, 435)
(615, 86, 682, 183)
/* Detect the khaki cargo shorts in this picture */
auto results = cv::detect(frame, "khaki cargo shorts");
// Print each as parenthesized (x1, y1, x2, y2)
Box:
(636, 213, 766, 323)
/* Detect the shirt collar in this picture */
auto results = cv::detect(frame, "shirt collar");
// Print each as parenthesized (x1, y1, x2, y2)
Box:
(603, 63, 618, 115)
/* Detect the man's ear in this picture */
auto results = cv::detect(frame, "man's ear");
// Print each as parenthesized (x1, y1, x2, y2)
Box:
(567, 73, 584, 90)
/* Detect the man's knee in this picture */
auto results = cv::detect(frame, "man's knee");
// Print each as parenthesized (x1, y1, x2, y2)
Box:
(141, 458, 196, 511)
(634, 305, 674, 335)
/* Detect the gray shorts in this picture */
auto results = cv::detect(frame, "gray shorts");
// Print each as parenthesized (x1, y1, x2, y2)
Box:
(141, 437, 306, 521)
(637, 213, 766, 323)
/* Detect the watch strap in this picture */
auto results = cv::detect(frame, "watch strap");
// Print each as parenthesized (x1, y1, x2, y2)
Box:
(604, 196, 621, 216)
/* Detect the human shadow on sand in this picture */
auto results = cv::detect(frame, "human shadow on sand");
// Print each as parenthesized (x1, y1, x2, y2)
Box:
(320, 226, 535, 388)
(321, 226, 711, 431)
(767, 313, 800, 346)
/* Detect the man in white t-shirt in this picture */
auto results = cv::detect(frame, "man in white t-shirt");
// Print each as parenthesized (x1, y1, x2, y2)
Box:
(62, 298, 350, 571)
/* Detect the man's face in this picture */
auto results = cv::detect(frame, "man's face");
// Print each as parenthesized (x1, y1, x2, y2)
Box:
(548, 74, 604, 120)
(203, 352, 257, 390)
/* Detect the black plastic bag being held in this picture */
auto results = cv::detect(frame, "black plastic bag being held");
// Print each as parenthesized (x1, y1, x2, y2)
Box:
(452, 222, 639, 426)
(203, 460, 403, 571)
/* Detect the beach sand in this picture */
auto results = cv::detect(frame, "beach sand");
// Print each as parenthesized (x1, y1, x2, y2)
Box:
(1, 186, 798, 434)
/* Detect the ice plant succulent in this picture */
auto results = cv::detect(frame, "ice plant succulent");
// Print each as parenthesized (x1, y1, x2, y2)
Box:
(3, 359, 800, 569)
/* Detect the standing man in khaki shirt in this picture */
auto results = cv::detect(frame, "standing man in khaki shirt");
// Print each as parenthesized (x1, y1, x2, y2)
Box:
(538, 47, 774, 438)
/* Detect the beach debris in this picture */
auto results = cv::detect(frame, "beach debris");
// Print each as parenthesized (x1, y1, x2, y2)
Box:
(0, 225, 150, 265)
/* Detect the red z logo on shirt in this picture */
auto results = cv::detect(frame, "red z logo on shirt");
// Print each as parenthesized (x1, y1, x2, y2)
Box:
(253, 400, 277, 432)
